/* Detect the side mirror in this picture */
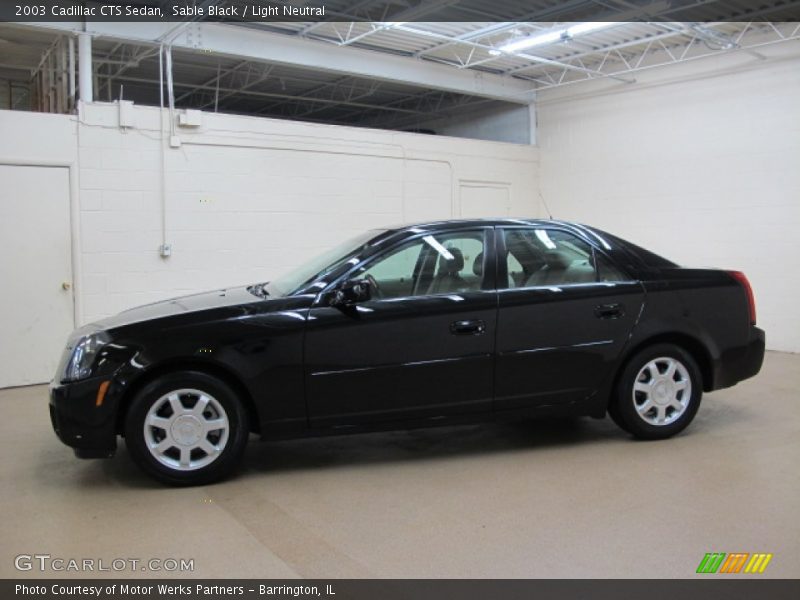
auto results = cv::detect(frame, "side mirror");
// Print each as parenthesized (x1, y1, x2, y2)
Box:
(330, 278, 372, 307)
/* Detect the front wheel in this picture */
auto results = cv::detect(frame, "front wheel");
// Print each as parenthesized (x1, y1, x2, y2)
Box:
(611, 344, 702, 440)
(124, 371, 249, 485)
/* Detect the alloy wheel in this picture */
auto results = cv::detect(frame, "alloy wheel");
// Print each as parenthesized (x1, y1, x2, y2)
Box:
(142, 388, 230, 471)
(631, 357, 692, 426)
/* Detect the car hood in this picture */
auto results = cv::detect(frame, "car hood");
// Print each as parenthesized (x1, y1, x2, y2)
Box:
(92, 285, 266, 330)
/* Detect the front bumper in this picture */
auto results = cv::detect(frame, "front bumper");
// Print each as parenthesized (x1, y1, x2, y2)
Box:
(49, 376, 118, 459)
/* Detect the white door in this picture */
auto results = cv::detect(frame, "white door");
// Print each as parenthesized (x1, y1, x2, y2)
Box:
(459, 182, 511, 218)
(0, 165, 74, 388)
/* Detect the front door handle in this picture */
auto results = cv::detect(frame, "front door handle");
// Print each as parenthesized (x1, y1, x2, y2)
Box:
(450, 319, 485, 335)
(594, 303, 625, 319)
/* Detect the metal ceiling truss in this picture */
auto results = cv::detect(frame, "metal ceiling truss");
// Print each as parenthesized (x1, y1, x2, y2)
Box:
(302, 0, 461, 46)
(391, 23, 637, 84)
(174, 61, 276, 110)
(296, 0, 462, 25)
(274, 0, 800, 93)
(296, 0, 675, 60)
(14, 3, 800, 132)
(510, 21, 800, 90)
(96, 43, 159, 101)
(406, 0, 655, 61)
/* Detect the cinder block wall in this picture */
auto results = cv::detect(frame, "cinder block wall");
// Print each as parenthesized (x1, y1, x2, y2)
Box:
(0, 104, 540, 325)
(538, 44, 800, 353)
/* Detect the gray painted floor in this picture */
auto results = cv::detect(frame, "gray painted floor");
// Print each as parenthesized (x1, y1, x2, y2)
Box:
(1, 351, 798, 579)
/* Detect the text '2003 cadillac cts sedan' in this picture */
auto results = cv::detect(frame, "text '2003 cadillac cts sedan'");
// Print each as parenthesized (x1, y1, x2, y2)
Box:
(50, 219, 765, 485)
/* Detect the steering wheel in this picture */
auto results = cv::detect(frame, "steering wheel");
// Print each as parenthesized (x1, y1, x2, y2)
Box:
(364, 274, 382, 300)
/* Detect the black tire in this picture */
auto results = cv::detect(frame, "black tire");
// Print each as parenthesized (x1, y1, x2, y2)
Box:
(124, 371, 249, 486)
(606, 398, 631, 433)
(611, 343, 702, 440)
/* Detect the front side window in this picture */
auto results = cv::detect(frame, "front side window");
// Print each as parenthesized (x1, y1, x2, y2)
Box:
(502, 228, 628, 288)
(267, 229, 384, 296)
(352, 230, 487, 300)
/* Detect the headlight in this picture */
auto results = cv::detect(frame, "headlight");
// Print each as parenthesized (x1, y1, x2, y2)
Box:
(63, 331, 111, 382)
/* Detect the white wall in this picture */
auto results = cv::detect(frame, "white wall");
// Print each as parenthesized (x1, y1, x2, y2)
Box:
(538, 44, 800, 353)
(0, 110, 76, 162)
(7, 42, 796, 354)
(0, 104, 540, 326)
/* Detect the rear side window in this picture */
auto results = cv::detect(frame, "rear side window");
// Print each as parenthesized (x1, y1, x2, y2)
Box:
(502, 228, 629, 288)
(596, 253, 629, 282)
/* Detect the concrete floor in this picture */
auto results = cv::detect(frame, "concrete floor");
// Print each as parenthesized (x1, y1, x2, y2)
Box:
(1, 351, 798, 579)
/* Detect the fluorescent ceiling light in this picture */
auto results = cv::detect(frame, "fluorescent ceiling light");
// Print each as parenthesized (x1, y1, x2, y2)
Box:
(501, 30, 564, 53)
(568, 21, 616, 36)
(498, 22, 618, 54)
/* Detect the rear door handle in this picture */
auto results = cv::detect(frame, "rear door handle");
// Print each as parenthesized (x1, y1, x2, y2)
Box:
(594, 303, 625, 319)
(450, 319, 485, 335)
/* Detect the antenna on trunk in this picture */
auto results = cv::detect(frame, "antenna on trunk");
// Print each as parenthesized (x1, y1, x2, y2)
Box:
(538, 190, 554, 219)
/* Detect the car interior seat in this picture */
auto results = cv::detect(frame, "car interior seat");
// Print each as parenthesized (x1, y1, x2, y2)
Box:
(526, 252, 596, 286)
(473, 252, 483, 277)
(563, 259, 595, 283)
(430, 247, 467, 294)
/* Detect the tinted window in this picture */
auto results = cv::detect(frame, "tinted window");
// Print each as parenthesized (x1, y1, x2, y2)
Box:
(596, 253, 629, 282)
(503, 228, 628, 288)
(268, 229, 384, 296)
(354, 230, 487, 299)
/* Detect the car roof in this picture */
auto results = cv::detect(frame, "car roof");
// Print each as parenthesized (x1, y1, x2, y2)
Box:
(382, 218, 612, 245)
(383, 217, 582, 232)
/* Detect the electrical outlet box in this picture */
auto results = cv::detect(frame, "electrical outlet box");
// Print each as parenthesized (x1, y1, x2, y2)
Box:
(169, 135, 181, 148)
(159, 243, 172, 258)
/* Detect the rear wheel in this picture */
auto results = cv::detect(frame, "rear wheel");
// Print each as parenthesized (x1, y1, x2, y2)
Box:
(124, 371, 249, 485)
(607, 398, 631, 433)
(611, 343, 702, 439)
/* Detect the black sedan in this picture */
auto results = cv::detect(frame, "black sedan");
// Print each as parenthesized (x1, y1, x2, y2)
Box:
(49, 219, 765, 485)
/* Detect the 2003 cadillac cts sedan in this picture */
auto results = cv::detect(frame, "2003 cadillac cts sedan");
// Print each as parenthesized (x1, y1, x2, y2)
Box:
(50, 219, 765, 485)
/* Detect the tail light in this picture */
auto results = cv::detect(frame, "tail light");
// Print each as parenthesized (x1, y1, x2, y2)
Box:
(728, 271, 756, 325)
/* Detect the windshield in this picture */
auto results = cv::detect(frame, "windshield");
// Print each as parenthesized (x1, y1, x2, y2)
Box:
(266, 229, 385, 297)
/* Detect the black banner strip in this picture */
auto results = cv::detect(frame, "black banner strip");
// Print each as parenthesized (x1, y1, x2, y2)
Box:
(2, 0, 800, 23)
(4, 579, 800, 600)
